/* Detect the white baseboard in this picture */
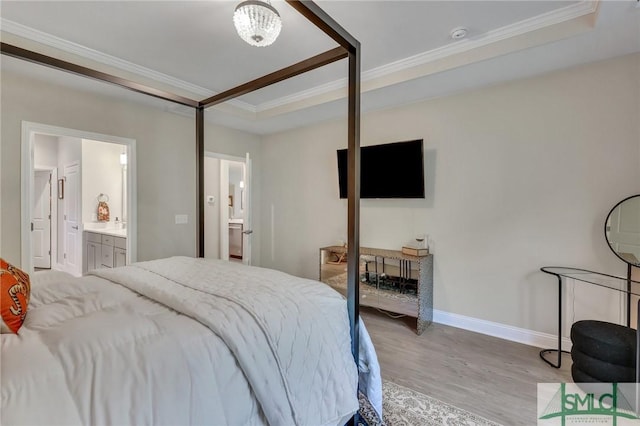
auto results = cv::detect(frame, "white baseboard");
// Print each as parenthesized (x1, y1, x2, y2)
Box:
(52, 262, 66, 273)
(433, 309, 572, 351)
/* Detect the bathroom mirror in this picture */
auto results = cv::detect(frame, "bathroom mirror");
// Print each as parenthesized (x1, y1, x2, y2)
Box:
(605, 194, 640, 267)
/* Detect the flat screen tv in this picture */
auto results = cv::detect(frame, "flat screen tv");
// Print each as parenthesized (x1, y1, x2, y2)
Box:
(337, 139, 425, 199)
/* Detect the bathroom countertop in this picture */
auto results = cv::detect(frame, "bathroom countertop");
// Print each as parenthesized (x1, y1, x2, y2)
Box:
(84, 225, 127, 238)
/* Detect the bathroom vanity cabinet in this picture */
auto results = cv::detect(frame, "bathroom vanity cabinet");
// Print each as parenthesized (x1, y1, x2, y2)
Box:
(229, 222, 243, 259)
(84, 230, 127, 274)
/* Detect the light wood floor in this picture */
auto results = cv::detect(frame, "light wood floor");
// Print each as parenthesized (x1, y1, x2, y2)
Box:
(361, 308, 572, 426)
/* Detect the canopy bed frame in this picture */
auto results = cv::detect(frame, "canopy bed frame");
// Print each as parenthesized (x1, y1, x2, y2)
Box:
(1, 1, 363, 422)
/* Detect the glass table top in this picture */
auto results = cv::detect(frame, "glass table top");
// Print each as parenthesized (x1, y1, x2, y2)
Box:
(541, 266, 640, 296)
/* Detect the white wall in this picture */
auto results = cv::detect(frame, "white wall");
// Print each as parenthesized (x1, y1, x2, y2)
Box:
(204, 156, 221, 260)
(81, 139, 124, 224)
(33, 134, 58, 170)
(1, 67, 261, 265)
(259, 53, 640, 335)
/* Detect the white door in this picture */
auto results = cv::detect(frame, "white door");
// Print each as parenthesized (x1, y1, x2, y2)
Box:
(242, 154, 252, 266)
(32, 171, 51, 268)
(219, 160, 230, 261)
(63, 163, 81, 276)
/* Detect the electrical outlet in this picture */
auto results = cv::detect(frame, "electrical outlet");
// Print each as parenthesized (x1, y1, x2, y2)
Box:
(175, 214, 188, 224)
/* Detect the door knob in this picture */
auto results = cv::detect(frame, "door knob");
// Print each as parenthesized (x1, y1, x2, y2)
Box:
(72, 225, 78, 230)
(242, 230, 253, 235)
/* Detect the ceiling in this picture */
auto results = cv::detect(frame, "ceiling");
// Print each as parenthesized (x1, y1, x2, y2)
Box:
(1, 0, 639, 135)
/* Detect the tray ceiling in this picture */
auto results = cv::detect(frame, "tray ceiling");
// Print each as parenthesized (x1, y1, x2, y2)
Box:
(1, 0, 639, 134)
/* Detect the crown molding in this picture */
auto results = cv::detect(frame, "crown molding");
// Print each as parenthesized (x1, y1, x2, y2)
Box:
(257, 77, 347, 112)
(0, 18, 256, 113)
(364, 0, 598, 81)
(1, 0, 599, 117)
(256, 0, 599, 112)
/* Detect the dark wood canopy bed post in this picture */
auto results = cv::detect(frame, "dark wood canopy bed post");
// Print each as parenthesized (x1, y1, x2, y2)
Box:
(347, 46, 361, 365)
(272, 0, 363, 364)
(2, 1, 363, 422)
(196, 106, 205, 259)
(195, 0, 362, 367)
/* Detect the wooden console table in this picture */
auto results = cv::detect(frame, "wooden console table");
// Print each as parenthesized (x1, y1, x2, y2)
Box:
(319, 245, 434, 334)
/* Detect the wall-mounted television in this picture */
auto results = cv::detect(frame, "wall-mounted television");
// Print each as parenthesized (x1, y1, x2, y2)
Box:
(337, 139, 425, 199)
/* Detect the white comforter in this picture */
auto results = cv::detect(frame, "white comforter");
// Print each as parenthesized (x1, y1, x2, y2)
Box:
(1, 257, 381, 426)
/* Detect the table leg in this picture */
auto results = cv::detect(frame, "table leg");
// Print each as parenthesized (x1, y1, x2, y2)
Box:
(628, 264, 633, 328)
(629, 298, 640, 415)
(417, 318, 430, 335)
(540, 274, 570, 368)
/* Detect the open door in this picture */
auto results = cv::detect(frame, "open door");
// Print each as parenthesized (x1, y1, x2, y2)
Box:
(32, 170, 51, 269)
(63, 162, 82, 276)
(242, 153, 252, 266)
(204, 152, 252, 263)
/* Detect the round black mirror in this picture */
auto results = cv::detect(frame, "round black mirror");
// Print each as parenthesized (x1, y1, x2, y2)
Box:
(605, 194, 640, 267)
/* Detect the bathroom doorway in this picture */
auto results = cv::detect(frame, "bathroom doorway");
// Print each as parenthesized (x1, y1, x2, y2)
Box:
(22, 122, 136, 276)
(204, 152, 252, 265)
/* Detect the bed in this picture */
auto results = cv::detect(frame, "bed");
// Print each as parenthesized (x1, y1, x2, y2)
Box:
(1, 257, 381, 425)
(2, 1, 367, 424)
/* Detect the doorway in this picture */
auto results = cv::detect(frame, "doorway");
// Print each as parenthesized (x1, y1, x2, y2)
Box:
(204, 152, 252, 265)
(22, 122, 137, 276)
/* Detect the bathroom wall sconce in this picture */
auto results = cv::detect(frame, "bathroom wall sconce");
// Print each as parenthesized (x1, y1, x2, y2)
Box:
(57, 178, 64, 199)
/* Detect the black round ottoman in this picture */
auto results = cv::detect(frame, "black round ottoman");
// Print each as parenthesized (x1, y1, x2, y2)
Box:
(570, 320, 636, 383)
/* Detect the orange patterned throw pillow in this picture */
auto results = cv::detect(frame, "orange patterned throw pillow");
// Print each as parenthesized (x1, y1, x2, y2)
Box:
(0, 259, 31, 334)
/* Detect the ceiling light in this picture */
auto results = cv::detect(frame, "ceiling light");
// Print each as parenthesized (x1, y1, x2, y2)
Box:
(450, 27, 468, 40)
(233, 0, 282, 47)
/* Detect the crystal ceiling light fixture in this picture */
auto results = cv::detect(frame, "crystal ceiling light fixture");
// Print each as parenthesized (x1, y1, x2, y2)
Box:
(233, 0, 282, 47)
